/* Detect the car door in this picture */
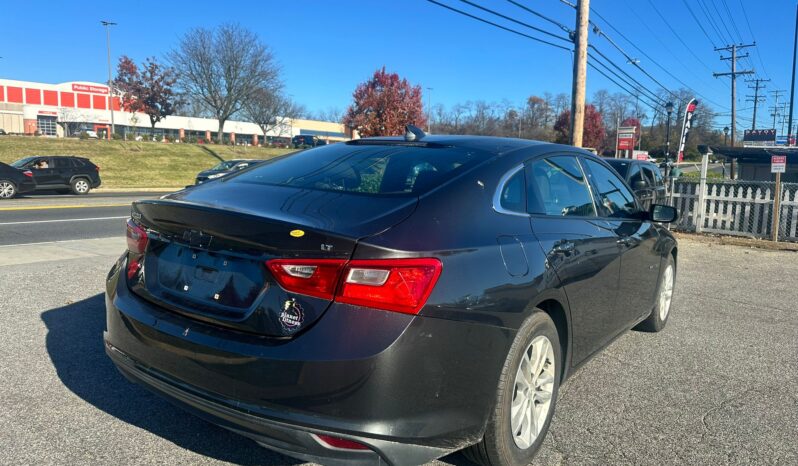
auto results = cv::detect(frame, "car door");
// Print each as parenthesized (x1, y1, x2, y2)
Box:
(28, 157, 58, 186)
(581, 158, 662, 326)
(525, 154, 624, 364)
(52, 158, 73, 186)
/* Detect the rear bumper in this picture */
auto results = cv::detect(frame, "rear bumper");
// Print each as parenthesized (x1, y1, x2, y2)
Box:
(104, 256, 513, 465)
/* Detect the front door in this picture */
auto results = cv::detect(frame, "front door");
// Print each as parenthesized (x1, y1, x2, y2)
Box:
(525, 155, 624, 364)
(582, 158, 662, 325)
(28, 157, 58, 186)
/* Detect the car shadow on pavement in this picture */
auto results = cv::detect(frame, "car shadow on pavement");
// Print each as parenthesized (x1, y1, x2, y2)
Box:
(41, 293, 302, 466)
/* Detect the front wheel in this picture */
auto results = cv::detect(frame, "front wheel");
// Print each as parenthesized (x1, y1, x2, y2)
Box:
(70, 178, 91, 195)
(0, 180, 17, 199)
(465, 311, 561, 466)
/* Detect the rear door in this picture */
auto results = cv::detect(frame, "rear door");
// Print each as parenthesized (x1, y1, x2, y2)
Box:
(52, 157, 73, 185)
(525, 154, 624, 364)
(581, 158, 661, 325)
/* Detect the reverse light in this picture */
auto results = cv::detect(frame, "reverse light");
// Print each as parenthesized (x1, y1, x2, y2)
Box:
(126, 218, 149, 254)
(266, 257, 442, 314)
(267, 259, 346, 300)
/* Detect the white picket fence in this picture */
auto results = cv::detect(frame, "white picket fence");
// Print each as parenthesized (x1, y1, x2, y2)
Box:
(669, 180, 798, 241)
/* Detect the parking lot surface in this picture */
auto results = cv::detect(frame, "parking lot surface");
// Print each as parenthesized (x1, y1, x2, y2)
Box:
(1, 236, 796, 465)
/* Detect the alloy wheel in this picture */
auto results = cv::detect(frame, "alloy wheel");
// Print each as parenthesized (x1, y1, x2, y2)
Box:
(0, 181, 15, 199)
(510, 335, 555, 449)
(659, 264, 674, 320)
(75, 180, 89, 193)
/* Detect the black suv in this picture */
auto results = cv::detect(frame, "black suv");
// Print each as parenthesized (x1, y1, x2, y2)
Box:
(604, 158, 666, 210)
(292, 135, 327, 149)
(11, 156, 102, 195)
(0, 161, 36, 199)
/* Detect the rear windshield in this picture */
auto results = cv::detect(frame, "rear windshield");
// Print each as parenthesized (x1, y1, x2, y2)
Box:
(232, 143, 491, 196)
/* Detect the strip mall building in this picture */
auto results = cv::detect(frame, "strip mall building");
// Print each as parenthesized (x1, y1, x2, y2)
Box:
(0, 78, 350, 144)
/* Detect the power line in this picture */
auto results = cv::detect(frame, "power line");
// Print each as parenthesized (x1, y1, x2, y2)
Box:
(588, 53, 663, 108)
(680, 0, 717, 48)
(644, 0, 716, 75)
(719, 0, 744, 43)
(454, 0, 571, 44)
(504, 0, 572, 35)
(737, 0, 771, 80)
(425, 0, 572, 51)
(587, 46, 666, 105)
(696, 0, 731, 45)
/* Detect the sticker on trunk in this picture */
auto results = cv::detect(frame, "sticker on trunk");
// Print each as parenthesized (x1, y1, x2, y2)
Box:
(279, 299, 304, 331)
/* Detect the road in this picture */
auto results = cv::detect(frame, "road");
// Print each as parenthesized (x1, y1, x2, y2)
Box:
(0, 191, 169, 245)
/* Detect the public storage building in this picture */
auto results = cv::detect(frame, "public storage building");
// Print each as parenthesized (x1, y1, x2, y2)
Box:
(0, 78, 351, 144)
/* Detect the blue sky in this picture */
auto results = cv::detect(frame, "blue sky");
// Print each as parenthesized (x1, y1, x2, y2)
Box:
(1, 0, 795, 127)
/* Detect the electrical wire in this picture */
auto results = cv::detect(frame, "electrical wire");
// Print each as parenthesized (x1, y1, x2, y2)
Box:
(455, 0, 571, 43)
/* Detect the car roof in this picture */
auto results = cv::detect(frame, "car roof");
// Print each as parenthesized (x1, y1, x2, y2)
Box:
(349, 135, 586, 158)
(604, 158, 657, 168)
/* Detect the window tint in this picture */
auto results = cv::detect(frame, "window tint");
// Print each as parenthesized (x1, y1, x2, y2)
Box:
(52, 158, 70, 169)
(234, 143, 489, 196)
(500, 168, 526, 213)
(527, 156, 596, 217)
(608, 161, 629, 178)
(583, 159, 639, 218)
(71, 158, 86, 168)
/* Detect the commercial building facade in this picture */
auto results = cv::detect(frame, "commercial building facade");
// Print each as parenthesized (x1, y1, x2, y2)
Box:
(0, 78, 350, 144)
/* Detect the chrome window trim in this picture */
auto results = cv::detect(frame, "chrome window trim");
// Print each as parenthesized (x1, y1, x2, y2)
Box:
(493, 163, 530, 217)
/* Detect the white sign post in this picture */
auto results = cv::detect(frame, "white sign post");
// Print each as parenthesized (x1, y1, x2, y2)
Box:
(771, 155, 787, 241)
(771, 155, 786, 173)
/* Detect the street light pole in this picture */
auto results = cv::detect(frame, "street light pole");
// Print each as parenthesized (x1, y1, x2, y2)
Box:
(101, 20, 117, 140)
(664, 102, 674, 164)
(426, 87, 433, 133)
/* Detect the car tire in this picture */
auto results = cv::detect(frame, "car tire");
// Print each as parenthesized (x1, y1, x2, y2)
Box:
(70, 178, 91, 195)
(0, 180, 17, 199)
(634, 254, 676, 332)
(465, 311, 561, 466)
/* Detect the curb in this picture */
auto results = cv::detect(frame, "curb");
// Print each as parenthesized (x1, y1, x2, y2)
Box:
(673, 231, 798, 252)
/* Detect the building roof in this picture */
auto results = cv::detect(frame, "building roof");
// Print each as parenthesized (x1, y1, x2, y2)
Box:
(707, 146, 798, 163)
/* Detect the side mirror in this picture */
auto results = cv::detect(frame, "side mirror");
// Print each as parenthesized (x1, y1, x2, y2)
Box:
(634, 179, 649, 190)
(650, 204, 678, 223)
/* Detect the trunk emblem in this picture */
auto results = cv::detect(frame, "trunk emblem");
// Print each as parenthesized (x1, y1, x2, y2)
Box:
(183, 229, 213, 249)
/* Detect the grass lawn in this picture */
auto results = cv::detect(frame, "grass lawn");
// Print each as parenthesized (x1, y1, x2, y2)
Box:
(0, 136, 296, 189)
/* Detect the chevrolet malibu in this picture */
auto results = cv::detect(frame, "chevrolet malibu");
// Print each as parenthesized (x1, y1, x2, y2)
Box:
(105, 128, 678, 466)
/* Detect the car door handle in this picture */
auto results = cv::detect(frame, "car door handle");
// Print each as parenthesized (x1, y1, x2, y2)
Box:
(551, 241, 575, 254)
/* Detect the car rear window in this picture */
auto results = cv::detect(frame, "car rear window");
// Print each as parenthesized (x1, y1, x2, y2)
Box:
(232, 143, 492, 196)
(605, 160, 630, 178)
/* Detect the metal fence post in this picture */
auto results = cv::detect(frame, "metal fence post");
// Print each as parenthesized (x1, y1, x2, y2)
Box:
(694, 153, 709, 233)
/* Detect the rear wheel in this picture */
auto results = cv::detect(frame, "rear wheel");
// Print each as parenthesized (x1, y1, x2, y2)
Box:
(465, 311, 561, 466)
(634, 255, 675, 332)
(70, 178, 91, 195)
(0, 180, 17, 199)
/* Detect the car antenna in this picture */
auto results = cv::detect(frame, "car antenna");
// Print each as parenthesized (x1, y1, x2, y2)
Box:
(404, 124, 426, 142)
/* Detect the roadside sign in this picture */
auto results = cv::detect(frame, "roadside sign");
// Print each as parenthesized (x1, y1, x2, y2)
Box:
(617, 126, 637, 151)
(771, 155, 786, 173)
(633, 150, 649, 161)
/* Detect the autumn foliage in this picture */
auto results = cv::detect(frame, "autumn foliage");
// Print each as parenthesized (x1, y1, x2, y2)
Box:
(343, 67, 427, 137)
(114, 55, 179, 131)
(553, 105, 606, 149)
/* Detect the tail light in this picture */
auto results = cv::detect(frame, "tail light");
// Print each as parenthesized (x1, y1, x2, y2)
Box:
(23, 170, 33, 178)
(313, 434, 370, 451)
(95, 165, 101, 171)
(126, 218, 149, 254)
(266, 257, 442, 315)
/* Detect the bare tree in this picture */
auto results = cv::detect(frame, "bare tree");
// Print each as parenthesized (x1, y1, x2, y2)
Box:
(169, 23, 280, 143)
(313, 107, 343, 123)
(244, 87, 304, 138)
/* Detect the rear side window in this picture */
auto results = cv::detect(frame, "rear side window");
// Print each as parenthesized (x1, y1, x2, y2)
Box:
(53, 158, 70, 169)
(627, 164, 644, 187)
(499, 168, 526, 213)
(233, 143, 490, 196)
(527, 156, 596, 217)
(71, 158, 87, 168)
(583, 159, 639, 218)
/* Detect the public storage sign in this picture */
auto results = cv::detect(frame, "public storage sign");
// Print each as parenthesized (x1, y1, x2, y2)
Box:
(771, 155, 787, 174)
(71, 84, 108, 94)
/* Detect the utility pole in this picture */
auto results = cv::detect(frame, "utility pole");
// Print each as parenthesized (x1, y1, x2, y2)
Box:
(713, 44, 755, 147)
(789, 3, 798, 146)
(569, 0, 590, 147)
(745, 78, 769, 130)
(101, 20, 117, 140)
(770, 89, 786, 130)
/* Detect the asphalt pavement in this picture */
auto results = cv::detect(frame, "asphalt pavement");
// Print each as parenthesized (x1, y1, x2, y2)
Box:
(0, 191, 171, 245)
(0, 208, 796, 464)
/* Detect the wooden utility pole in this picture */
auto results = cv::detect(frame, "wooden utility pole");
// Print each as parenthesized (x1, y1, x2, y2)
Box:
(770, 90, 786, 130)
(746, 78, 769, 130)
(714, 44, 755, 147)
(570, 0, 590, 147)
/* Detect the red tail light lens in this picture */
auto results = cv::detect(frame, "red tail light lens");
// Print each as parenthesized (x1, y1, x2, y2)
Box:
(314, 434, 370, 451)
(126, 218, 149, 254)
(267, 259, 346, 300)
(338, 259, 442, 314)
(266, 257, 442, 314)
(23, 170, 33, 178)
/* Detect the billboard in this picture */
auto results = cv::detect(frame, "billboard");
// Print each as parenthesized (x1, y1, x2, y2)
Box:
(617, 126, 637, 151)
(743, 129, 777, 147)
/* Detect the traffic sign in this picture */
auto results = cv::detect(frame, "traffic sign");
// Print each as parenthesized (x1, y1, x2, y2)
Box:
(771, 155, 786, 173)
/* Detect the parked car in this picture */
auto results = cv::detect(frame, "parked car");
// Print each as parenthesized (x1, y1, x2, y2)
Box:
(106, 130, 678, 466)
(10, 156, 101, 194)
(0, 129, 7, 136)
(604, 158, 667, 210)
(0, 161, 36, 199)
(292, 134, 327, 149)
(195, 159, 265, 184)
